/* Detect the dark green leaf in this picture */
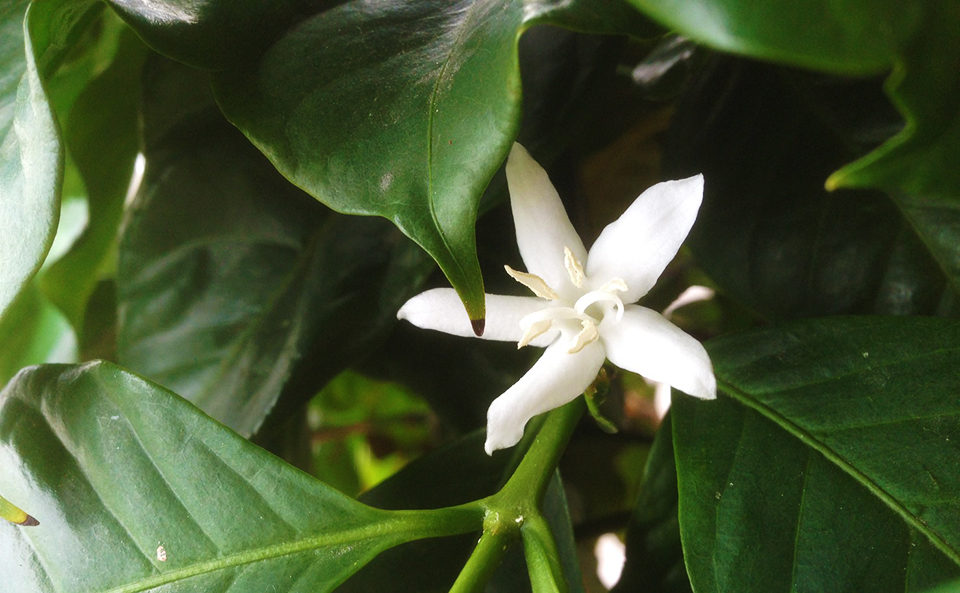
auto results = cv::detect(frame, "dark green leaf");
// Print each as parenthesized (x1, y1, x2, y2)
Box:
(104, 0, 311, 70)
(614, 414, 691, 593)
(0, 361, 474, 592)
(0, 0, 99, 323)
(629, 0, 960, 248)
(828, 2, 960, 200)
(208, 0, 652, 321)
(665, 59, 951, 319)
(117, 58, 434, 438)
(41, 23, 147, 334)
(674, 316, 960, 593)
(890, 193, 960, 300)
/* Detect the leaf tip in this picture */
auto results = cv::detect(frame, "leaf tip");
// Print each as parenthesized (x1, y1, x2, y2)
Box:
(471, 318, 485, 336)
(20, 515, 39, 527)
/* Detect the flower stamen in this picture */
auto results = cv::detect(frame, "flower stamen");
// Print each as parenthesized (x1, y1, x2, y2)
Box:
(505, 265, 560, 300)
(568, 319, 599, 354)
(564, 247, 585, 288)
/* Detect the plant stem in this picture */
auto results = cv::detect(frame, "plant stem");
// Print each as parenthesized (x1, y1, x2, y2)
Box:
(447, 399, 585, 591)
(499, 398, 585, 506)
(448, 522, 512, 593)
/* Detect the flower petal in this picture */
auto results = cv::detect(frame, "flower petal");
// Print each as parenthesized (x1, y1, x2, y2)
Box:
(600, 305, 715, 399)
(506, 143, 587, 299)
(484, 339, 605, 454)
(398, 288, 559, 346)
(586, 175, 704, 303)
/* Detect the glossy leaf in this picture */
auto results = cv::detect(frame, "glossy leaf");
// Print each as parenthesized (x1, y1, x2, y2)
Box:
(117, 58, 434, 438)
(629, 0, 960, 238)
(0, 361, 476, 592)
(828, 2, 960, 200)
(625, 0, 914, 74)
(0, 282, 76, 388)
(104, 0, 311, 70)
(674, 316, 960, 593)
(41, 24, 146, 333)
(209, 0, 651, 322)
(0, 0, 99, 324)
(665, 59, 951, 319)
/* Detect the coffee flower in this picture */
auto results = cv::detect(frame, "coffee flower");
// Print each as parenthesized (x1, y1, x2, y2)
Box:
(398, 143, 716, 454)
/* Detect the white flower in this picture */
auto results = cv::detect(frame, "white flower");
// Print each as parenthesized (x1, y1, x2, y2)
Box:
(398, 143, 716, 455)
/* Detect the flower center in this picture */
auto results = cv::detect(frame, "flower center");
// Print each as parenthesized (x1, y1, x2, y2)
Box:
(505, 248, 628, 354)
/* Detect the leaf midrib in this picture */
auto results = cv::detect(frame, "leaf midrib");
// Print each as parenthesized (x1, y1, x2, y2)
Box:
(424, 0, 476, 296)
(717, 378, 960, 567)
(101, 519, 399, 593)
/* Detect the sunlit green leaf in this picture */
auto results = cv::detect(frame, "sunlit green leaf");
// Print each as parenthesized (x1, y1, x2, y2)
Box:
(0, 361, 476, 592)
(0, 0, 99, 323)
(0, 282, 75, 388)
(674, 316, 960, 593)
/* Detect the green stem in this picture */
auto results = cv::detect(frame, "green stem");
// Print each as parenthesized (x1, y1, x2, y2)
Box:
(449, 520, 512, 593)
(521, 512, 569, 593)
(499, 398, 585, 506)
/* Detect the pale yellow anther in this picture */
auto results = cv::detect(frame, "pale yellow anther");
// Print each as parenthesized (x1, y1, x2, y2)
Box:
(567, 319, 599, 354)
(505, 265, 560, 300)
(598, 277, 628, 294)
(563, 247, 585, 288)
(518, 319, 553, 349)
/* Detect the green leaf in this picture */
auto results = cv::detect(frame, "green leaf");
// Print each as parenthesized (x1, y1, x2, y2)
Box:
(665, 59, 952, 319)
(614, 414, 691, 593)
(0, 0, 99, 323)
(117, 58, 434, 438)
(104, 0, 307, 70)
(0, 492, 38, 526)
(40, 23, 147, 333)
(206, 0, 651, 322)
(892, 193, 960, 297)
(0, 282, 75, 387)
(0, 361, 476, 592)
(828, 2, 960, 200)
(624, 0, 915, 74)
(674, 316, 960, 593)
(629, 0, 960, 250)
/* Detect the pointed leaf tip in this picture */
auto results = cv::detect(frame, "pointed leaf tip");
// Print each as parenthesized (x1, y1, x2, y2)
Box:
(20, 515, 39, 527)
(471, 318, 485, 336)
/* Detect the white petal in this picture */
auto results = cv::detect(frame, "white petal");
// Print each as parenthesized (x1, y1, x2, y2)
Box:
(484, 339, 605, 454)
(586, 175, 704, 303)
(600, 305, 715, 399)
(506, 143, 587, 300)
(397, 288, 559, 346)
